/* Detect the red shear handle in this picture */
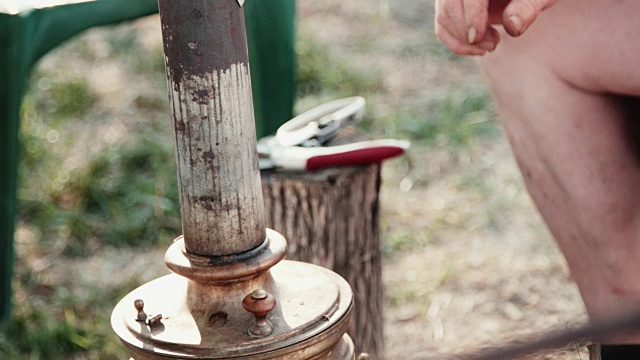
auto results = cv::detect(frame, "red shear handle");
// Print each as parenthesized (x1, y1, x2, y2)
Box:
(268, 139, 410, 170)
(306, 146, 405, 171)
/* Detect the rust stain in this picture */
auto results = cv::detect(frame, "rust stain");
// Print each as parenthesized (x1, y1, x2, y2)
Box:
(158, 0, 265, 256)
(158, 0, 248, 88)
(175, 119, 187, 132)
(196, 195, 216, 211)
(201, 150, 215, 168)
(192, 89, 211, 105)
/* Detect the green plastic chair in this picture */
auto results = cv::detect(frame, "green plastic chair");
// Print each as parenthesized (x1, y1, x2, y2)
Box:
(0, 0, 295, 328)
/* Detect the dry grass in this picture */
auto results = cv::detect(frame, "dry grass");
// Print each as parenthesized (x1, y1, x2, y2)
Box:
(8, 0, 591, 359)
(295, 0, 588, 358)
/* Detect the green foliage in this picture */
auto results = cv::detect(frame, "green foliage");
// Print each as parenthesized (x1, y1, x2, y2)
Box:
(0, 332, 19, 359)
(383, 231, 429, 254)
(429, 41, 466, 61)
(1, 274, 136, 359)
(106, 27, 140, 57)
(19, 133, 180, 256)
(75, 136, 180, 248)
(9, 308, 95, 355)
(395, 40, 463, 61)
(296, 37, 383, 98)
(106, 24, 167, 80)
(380, 89, 498, 148)
(47, 79, 97, 118)
(18, 31, 177, 256)
(10, 17, 499, 359)
(22, 73, 97, 126)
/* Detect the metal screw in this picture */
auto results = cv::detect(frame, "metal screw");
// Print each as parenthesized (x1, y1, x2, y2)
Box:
(242, 289, 276, 338)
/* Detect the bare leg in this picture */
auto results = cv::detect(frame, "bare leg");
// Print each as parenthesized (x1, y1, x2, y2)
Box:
(477, 0, 640, 343)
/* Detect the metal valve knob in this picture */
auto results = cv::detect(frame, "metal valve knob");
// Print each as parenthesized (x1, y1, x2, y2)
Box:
(242, 289, 276, 338)
(134, 299, 162, 327)
(134, 299, 147, 322)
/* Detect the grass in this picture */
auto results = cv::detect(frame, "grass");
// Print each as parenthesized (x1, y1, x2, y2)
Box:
(20, 133, 181, 256)
(19, 71, 179, 257)
(11, 20, 176, 359)
(296, 37, 384, 98)
(377, 88, 498, 149)
(296, 34, 498, 151)
(1, 268, 144, 359)
(8, 16, 497, 359)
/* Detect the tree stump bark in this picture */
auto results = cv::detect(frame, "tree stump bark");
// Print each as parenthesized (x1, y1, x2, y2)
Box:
(261, 163, 384, 359)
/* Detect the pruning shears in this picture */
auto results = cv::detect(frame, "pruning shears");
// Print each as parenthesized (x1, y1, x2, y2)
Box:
(258, 97, 410, 171)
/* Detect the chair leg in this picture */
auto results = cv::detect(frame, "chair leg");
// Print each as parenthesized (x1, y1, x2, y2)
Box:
(0, 0, 161, 329)
(244, 0, 296, 138)
(0, 24, 23, 329)
(0, 153, 17, 329)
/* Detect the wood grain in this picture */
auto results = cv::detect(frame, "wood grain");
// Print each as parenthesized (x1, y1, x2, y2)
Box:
(261, 164, 385, 359)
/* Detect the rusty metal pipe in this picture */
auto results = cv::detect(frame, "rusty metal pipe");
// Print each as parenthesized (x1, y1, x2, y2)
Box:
(158, 0, 266, 256)
(113, 4, 355, 357)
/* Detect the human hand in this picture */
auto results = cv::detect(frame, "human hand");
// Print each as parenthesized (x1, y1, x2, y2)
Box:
(435, 0, 558, 55)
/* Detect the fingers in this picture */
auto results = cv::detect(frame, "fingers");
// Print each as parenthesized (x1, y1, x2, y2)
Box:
(462, 0, 489, 44)
(436, 0, 468, 43)
(435, 0, 499, 56)
(434, 0, 559, 55)
(436, 24, 487, 56)
(502, 0, 557, 36)
(482, 26, 501, 49)
(436, 25, 500, 56)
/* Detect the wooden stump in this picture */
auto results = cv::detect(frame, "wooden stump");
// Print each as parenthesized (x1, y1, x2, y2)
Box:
(261, 163, 384, 359)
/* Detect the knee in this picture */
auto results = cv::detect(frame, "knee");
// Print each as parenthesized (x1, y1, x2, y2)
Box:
(474, 30, 554, 98)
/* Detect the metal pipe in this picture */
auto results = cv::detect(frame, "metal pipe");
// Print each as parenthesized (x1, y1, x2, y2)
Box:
(113, 5, 355, 358)
(158, 0, 266, 256)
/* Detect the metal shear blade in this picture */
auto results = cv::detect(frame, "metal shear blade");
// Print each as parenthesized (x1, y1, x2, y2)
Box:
(275, 96, 365, 147)
(258, 97, 410, 171)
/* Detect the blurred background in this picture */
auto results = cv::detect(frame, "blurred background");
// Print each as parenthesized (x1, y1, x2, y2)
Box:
(1, 0, 589, 358)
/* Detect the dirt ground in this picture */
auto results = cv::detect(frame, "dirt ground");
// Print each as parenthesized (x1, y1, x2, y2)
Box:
(17, 0, 593, 359)
(295, 0, 589, 359)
